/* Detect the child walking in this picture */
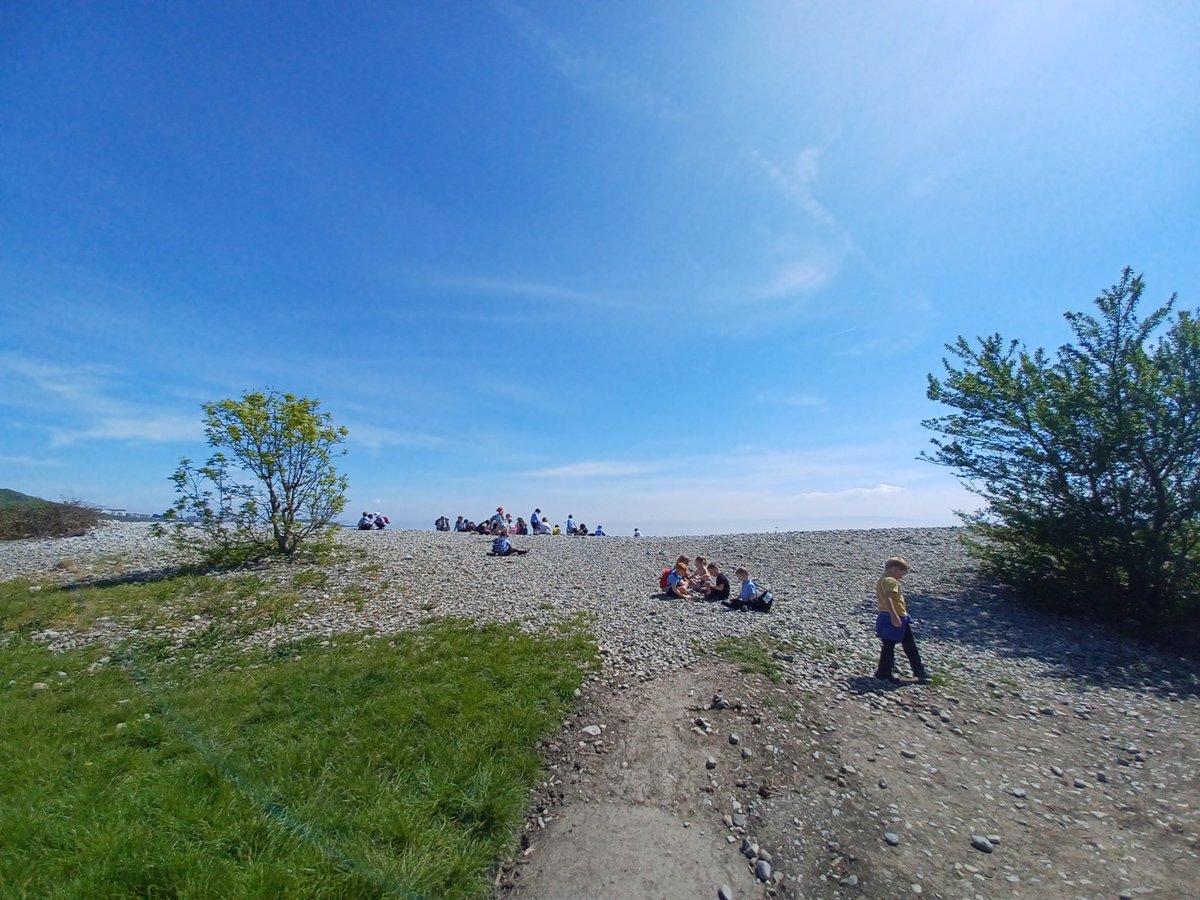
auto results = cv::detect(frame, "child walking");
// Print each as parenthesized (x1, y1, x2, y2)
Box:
(874, 556, 931, 684)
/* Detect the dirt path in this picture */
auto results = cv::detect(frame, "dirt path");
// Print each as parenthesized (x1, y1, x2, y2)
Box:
(500, 658, 1199, 900)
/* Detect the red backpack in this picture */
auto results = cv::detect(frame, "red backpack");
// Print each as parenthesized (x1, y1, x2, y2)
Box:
(659, 567, 671, 590)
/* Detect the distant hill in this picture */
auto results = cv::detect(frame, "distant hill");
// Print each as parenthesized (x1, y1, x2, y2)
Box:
(0, 488, 55, 510)
(0, 489, 101, 539)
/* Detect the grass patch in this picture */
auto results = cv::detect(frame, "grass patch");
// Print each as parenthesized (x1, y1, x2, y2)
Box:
(0, 574, 304, 643)
(710, 634, 790, 683)
(1, 616, 598, 898)
(291, 568, 329, 590)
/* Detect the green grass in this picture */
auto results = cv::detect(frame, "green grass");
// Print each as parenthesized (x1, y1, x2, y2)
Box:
(0, 576, 599, 898)
(710, 634, 790, 683)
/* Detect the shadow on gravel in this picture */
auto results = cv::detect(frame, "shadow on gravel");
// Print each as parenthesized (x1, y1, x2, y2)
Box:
(844, 675, 912, 696)
(59, 559, 266, 592)
(60, 567, 187, 591)
(903, 580, 1199, 699)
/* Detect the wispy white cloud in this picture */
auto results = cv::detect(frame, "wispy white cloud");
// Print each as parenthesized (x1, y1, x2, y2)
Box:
(429, 275, 643, 312)
(0, 353, 201, 447)
(50, 415, 202, 447)
(754, 390, 827, 410)
(751, 146, 844, 234)
(756, 257, 838, 299)
(527, 460, 657, 479)
(344, 422, 447, 454)
(492, 0, 682, 123)
(797, 483, 904, 500)
(0, 454, 63, 468)
(0, 354, 115, 409)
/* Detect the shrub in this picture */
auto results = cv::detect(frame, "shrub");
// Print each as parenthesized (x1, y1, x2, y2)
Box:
(0, 497, 100, 540)
(160, 391, 349, 563)
(923, 268, 1200, 636)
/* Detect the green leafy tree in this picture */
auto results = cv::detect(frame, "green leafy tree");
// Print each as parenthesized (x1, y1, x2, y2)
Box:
(163, 390, 349, 560)
(923, 268, 1200, 633)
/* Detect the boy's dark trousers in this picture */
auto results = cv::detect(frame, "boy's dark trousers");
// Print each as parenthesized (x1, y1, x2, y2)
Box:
(877, 623, 927, 679)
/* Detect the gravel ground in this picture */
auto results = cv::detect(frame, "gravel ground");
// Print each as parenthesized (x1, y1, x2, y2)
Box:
(4, 521, 1198, 898)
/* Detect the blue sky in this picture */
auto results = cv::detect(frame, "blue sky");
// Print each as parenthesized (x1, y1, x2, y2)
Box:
(2, 1, 1197, 535)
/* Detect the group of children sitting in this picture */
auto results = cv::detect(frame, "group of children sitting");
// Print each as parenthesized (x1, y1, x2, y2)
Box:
(451, 508, 605, 537)
(356, 512, 389, 530)
(660, 555, 774, 612)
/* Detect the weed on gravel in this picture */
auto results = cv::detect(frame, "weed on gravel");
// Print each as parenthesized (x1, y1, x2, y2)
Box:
(711, 634, 791, 683)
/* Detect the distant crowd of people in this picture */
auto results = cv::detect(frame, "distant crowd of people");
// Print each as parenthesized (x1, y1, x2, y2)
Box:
(439, 507, 616, 538)
(357, 511, 389, 530)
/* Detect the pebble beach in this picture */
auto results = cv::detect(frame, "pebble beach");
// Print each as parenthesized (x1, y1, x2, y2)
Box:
(5, 521, 1199, 898)
(3, 521, 1194, 696)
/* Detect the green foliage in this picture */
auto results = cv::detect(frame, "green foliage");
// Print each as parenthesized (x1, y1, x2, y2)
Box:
(0, 493, 100, 540)
(161, 390, 349, 561)
(924, 268, 1200, 634)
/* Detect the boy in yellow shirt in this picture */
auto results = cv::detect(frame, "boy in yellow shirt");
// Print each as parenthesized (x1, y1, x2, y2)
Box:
(874, 556, 931, 685)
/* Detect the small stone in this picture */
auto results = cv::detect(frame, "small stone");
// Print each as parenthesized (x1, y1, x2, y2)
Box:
(911, 884, 922, 894)
(884, 832, 900, 846)
(706, 755, 717, 770)
(32, 682, 49, 690)
(718, 885, 734, 900)
(741, 748, 753, 760)
(754, 860, 772, 882)
(712, 693, 730, 710)
(901, 749, 917, 759)
(1073, 778, 1088, 789)
(1096, 771, 1109, 784)
(1050, 765, 1064, 776)
(970, 835, 994, 853)
(846, 875, 859, 886)
(758, 849, 772, 863)
(878, 779, 888, 789)
(732, 814, 747, 828)
(729, 732, 741, 746)
(580, 725, 602, 738)
(1011, 788, 1027, 798)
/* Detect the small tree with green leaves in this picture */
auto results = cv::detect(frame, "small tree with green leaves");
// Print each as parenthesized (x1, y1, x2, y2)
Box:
(163, 390, 349, 561)
(923, 268, 1200, 634)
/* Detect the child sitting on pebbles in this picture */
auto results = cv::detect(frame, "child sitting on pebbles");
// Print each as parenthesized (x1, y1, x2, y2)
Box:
(723, 567, 773, 611)
(665, 560, 691, 598)
(489, 529, 528, 557)
(703, 562, 731, 602)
